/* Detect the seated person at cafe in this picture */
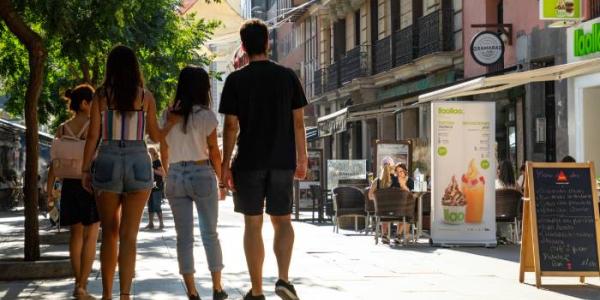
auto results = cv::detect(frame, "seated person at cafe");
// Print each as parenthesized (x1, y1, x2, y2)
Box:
(495, 160, 516, 190)
(394, 163, 414, 192)
(368, 157, 409, 244)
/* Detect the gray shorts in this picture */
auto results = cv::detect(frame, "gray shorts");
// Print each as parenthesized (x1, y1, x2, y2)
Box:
(92, 140, 154, 194)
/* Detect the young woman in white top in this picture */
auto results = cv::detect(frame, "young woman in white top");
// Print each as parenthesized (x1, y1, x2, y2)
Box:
(161, 66, 228, 300)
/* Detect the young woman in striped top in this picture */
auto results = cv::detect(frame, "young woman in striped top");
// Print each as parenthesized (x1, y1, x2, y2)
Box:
(81, 45, 167, 300)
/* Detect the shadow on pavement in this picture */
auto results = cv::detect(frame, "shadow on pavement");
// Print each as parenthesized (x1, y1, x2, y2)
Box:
(452, 245, 520, 263)
(523, 284, 600, 300)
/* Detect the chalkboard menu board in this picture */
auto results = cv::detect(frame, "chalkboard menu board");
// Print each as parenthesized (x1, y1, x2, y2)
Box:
(532, 167, 598, 272)
(519, 162, 600, 288)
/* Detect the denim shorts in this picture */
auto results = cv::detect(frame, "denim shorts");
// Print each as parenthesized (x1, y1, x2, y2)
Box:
(92, 140, 154, 194)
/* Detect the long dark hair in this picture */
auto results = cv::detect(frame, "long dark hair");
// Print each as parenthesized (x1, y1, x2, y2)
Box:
(171, 66, 211, 133)
(498, 160, 516, 187)
(101, 45, 143, 111)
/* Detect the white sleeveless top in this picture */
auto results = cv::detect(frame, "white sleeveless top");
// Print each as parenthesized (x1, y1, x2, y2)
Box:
(165, 106, 218, 163)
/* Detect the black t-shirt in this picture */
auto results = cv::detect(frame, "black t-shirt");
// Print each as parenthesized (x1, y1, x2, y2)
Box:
(152, 160, 163, 189)
(219, 60, 308, 170)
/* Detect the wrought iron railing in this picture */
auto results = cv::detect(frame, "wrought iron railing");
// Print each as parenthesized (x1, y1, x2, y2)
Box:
(340, 45, 370, 84)
(417, 8, 454, 58)
(325, 61, 340, 92)
(314, 68, 324, 96)
(393, 25, 416, 67)
(372, 36, 392, 75)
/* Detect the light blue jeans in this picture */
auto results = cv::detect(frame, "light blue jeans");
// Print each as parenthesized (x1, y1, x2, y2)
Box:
(165, 162, 224, 274)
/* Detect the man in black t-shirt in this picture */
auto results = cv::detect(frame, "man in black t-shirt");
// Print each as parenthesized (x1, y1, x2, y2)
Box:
(219, 19, 307, 300)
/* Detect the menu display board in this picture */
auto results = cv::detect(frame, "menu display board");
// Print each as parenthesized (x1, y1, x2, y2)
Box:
(519, 162, 600, 287)
(326, 160, 367, 191)
(374, 140, 411, 174)
(296, 150, 323, 209)
(430, 102, 497, 246)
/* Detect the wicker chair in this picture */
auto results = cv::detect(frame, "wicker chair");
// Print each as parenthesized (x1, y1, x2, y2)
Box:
(332, 186, 367, 233)
(373, 188, 416, 245)
(421, 192, 431, 232)
(496, 189, 522, 244)
(364, 187, 376, 235)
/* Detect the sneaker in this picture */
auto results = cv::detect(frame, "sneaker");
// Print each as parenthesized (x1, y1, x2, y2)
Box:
(275, 279, 299, 300)
(243, 290, 265, 300)
(213, 289, 228, 300)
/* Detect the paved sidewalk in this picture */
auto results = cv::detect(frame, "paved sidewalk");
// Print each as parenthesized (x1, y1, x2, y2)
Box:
(2, 198, 600, 299)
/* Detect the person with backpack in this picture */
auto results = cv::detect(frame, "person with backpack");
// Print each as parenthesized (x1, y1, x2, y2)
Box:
(47, 84, 99, 300)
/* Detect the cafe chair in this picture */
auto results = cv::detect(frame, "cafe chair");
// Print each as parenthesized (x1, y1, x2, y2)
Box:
(496, 189, 523, 244)
(374, 188, 416, 246)
(418, 192, 431, 238)
(364, 187, 376, 235)
(332, 186, 367, 233)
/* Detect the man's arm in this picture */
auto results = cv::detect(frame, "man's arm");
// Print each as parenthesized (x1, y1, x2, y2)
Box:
(293, 107, 307, 179)
(221, 114, 239, 189)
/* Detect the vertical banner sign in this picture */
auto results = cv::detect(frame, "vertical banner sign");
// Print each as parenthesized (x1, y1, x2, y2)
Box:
(540, 0, 582, 20)
(297, 150, 323, 209)
(431, 102, 497, 246)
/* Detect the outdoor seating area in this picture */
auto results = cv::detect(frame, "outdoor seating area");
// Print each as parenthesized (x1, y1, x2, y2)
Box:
(295, 183, 527, 248)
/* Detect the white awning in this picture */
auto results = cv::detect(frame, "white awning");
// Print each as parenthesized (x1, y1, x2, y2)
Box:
(418, 58, 600, 103)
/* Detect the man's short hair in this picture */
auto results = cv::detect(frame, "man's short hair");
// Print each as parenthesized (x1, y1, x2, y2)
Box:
(240, 19, 269, 56)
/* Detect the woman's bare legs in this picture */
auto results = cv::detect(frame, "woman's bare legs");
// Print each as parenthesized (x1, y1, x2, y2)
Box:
(118, 189, 151, 300)
(96, 192, 122, 299)
(183, 273, 199, 296)
(78, 222, 100, 294)
(69, 224, 84, 295)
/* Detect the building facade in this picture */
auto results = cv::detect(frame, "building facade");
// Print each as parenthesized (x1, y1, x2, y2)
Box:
(288, 0, 464, 174)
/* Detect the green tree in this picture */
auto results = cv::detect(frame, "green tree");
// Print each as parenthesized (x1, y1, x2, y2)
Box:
(2, 0, 219, 130)
(0, 0, 218, 261)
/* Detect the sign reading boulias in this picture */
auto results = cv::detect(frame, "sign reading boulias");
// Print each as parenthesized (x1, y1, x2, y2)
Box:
(470, 31, 504, 66)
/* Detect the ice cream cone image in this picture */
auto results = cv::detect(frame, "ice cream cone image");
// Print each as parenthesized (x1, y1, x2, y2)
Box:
(442, 175, 466, 225)
(461, 160, 485, 224)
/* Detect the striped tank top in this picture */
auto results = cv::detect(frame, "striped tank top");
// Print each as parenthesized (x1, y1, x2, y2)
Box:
(101, 90, 147, 141)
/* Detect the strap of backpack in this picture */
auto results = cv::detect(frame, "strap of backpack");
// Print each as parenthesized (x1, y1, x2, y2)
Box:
(63, 123, 77, 138)
(75, 121, 90, 139)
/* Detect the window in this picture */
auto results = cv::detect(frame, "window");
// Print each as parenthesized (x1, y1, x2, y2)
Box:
(355, 10, 361, 46)
(391, 0, 400, 31)
(453, 0, 463, 50)
(592, 0, 600, 19)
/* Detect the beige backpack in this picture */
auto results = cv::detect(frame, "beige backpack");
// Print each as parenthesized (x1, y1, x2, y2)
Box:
(50, 121, 89, 179)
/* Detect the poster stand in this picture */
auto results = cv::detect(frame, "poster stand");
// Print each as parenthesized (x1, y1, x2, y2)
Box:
(519, 162, 600, 288)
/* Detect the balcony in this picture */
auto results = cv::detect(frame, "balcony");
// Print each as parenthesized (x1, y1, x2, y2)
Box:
(340, 46, 370, 84)
(325, 61, 340, 92)
(372, 36, 392, 75)
(314, 68, 324, 97)
(417, 8, 454, 58)
(393, 25, 416, 67)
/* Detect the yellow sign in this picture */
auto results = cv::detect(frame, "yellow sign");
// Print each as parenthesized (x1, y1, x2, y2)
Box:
(540, 0, 582, 20)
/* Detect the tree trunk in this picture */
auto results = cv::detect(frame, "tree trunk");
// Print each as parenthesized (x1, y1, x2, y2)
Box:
(91, 56, 100, 86)
(79, 56, 91, 83)
(0, 0, 47, 261)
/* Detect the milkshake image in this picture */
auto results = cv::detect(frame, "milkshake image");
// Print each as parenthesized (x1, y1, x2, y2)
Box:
(442, 175, 466, 225)
(461, 159, 485, 224)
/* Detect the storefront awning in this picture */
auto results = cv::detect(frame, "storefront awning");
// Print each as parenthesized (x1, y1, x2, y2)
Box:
(317, 108, 348, 137)
(418, 58, 600, 103)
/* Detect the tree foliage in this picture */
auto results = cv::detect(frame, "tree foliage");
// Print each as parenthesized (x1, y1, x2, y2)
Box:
(0, 0, 219, 131)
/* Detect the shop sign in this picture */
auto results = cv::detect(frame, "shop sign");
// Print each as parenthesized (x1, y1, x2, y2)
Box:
(573, 23, 600, 57)
(431, 101, 497, 247)
(470, 31, 504, 66)
(539, 0, 582, 20)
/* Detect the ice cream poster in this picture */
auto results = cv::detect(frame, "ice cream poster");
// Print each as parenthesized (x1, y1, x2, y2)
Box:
(431, 102, 497, 246)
